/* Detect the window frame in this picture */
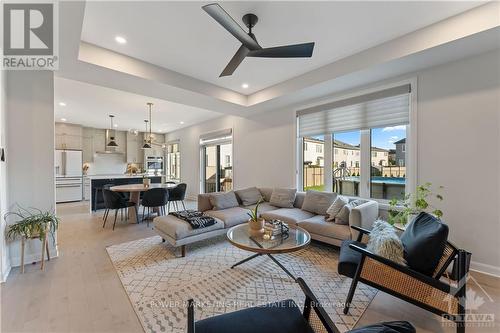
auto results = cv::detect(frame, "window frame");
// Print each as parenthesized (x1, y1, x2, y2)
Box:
(296, 78, 417, 207)
(165, 140, 181, 181)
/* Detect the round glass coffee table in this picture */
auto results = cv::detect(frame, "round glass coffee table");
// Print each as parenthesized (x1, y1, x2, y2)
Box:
(226, 223, 311, 281)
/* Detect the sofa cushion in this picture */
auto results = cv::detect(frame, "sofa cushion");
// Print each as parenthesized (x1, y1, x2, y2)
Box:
(235, 187, 263, 206)
(301, 190, 337, 215)
(154, 215, 224, 240)
(261, 208, 315, 226)
(205, 207, 250, 228)
(338, 240, 366, 278)
(269, 188, 297, 208)
(243, 202, 278, 215)
(326, 195, 348, 221)
(258, 187, 273, 202)
(400, 212, 449, 276)
(195, 299, 314, 333)
(209, 191, 239, 210)
(298, 215, 351, 240)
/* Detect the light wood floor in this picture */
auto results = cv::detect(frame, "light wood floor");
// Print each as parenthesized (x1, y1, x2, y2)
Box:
(2, 201, 499, 332)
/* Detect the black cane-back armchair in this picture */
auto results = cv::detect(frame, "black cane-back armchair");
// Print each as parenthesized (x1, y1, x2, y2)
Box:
(187, 277, 415, 333)
(338, 212, 471, 333)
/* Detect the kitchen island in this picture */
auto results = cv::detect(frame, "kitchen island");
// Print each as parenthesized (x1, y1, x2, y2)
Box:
(88, 174, 162, 212)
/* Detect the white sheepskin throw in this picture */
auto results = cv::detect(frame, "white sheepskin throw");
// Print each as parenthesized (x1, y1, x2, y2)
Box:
(367, 220, 406, 265)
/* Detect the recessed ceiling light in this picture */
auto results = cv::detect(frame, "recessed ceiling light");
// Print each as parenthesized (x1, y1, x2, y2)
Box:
(60, 118, 67, 122)
(241, 83, 249, 89)
(113, 124, 118, 128)
(180, 121, 185, 125)
(59, 102, 66, 106)
(115, 36, 127, 44)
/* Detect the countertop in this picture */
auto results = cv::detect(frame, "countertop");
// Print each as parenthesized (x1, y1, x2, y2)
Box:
(85, 174, 163, 180)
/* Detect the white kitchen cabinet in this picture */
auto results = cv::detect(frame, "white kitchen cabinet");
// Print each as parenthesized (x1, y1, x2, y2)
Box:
(83, 176, 91, 201)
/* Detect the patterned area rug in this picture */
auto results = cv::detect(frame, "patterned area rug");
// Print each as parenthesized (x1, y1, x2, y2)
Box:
(106, 235, 377, 333)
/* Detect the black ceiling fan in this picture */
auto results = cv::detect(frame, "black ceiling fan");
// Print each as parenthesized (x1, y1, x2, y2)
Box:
(202, 3, 315, 77)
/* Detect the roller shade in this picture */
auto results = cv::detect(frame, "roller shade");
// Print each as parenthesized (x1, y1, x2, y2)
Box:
(298, 85, 410, 137)
(200, 128, 232, 145)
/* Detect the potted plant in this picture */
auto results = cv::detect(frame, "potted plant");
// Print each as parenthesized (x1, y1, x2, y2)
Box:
(247, 199, 265, 236)
(5, 206, 59, 241)
(5, 206, 59, 272)
(388, 182, 444, 228)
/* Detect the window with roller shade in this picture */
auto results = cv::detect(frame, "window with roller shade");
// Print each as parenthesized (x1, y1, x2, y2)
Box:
(297, 84, 411, 201)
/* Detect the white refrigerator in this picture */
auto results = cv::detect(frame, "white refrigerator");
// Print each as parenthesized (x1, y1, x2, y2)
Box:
(55, 150, 83, 203)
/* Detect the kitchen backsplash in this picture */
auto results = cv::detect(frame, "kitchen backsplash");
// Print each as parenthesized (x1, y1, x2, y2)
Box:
(87, 154, 127, 175)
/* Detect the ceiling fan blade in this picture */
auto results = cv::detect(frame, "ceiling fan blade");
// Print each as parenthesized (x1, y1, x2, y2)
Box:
(202, 3, 261, 51)
(220, 45, 250, 77)
(247, 42, 315, 58)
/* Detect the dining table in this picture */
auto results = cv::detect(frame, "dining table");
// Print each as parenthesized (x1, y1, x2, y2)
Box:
(110, 183, 177, 223)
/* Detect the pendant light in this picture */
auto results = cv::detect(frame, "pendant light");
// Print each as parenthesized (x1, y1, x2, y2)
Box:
(142, 119, 151, 149)
(106, 115, 118, 147)
(142, 102, 153, 149)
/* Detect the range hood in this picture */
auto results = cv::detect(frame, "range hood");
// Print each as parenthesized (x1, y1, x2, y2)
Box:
(95, 129, 124, 155)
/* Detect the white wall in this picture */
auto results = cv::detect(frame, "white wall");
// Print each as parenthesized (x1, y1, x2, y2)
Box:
(0, 59, 10, 281)
(417, 50, 500, 275)
(166, 110, 296, 199)
(167, 50, 499, 275)
(4, 71, 57, 269)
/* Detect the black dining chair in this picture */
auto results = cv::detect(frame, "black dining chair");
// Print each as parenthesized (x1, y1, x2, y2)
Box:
(102, 189, 138, 230)
(167, 183, 187, 212)
(141, 188, 169, 226)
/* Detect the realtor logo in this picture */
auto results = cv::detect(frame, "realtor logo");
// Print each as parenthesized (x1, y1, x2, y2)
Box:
(2, 2, 58, 69)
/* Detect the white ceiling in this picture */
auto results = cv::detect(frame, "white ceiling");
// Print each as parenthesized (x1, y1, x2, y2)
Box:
(54, 77, 221, 132)
(81, 1, 483, 94)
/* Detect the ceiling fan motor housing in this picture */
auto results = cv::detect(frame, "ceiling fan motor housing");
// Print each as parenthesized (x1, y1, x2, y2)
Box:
(242, 13, 258, 30)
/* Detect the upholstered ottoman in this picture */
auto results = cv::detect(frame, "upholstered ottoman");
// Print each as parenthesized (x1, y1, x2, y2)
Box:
(153, 214, 226, 257)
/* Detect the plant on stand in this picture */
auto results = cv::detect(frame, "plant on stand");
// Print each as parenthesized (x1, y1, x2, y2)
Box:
(5, 206, 59, 273)
(388, 182, 444, 227)
(247, 199, 265, 236)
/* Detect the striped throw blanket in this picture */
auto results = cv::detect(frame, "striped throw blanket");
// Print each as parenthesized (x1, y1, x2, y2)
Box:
(170, 210, 216, 229)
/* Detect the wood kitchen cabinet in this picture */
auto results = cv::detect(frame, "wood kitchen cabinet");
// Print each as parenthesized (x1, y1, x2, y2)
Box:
(55, 123, 83, 150)
(126, 132, 143, 164)
(82, 127, 94, 162)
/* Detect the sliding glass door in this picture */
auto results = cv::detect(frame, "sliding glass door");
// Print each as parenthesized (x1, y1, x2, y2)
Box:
(203, 143, 232, 193)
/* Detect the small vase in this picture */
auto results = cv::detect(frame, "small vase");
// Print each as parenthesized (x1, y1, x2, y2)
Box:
(248, 218, 265, 237)
(143, 178, 151, 187)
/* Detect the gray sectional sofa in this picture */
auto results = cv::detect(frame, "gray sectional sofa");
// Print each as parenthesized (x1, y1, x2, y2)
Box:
(198, 188, 378, 246)
(154, 187, 379, 255)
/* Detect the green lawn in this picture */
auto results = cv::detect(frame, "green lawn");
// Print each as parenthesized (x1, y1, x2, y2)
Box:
(304, 185, 325, 191)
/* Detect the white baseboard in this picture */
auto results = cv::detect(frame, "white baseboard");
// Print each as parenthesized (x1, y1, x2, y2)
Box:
(1, 263, 11, 283)
(470, 260, 500, 278)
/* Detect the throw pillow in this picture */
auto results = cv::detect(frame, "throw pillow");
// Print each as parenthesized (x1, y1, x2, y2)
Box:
(269, 188, 297, 208)
(326, 195, 348, 221)
(208, 191, 239, 210)
(334, 203, 351, 225)
(301, 190, 337, 215)
(235, 187, 263, 206)
(367, 220, 406, 265)
(400, 212, 449, 276)
(258, 188, 273, 202)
